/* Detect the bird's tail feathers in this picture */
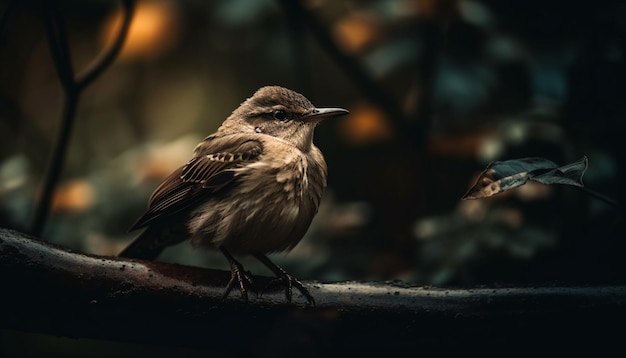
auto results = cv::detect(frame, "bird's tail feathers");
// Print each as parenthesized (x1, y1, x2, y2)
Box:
(118, 228, 167, 261)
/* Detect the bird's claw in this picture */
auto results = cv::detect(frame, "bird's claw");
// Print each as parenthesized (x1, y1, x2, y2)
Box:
(261, 273, 315, 306)
(223, 262, 257, 301)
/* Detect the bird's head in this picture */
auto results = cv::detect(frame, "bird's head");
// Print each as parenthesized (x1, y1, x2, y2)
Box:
(219, 86, 348, 152)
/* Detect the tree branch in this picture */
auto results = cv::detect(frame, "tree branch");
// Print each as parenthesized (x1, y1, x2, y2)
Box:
(31, 0, 135, 237)
(75, 0, 135, 91)
(41, 1, 75, 92)
(1, 227, 625, 352)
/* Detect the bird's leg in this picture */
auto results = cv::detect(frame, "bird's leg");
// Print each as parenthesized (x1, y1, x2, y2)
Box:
(253, 253, 315, 306)
(220, 247, 256, 301)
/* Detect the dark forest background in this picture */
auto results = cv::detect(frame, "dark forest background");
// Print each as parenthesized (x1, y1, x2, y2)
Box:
(1, 0, 624, 293)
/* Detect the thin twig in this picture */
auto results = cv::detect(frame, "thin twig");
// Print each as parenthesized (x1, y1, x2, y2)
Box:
(579, 186, 622, 212)
(31, 0, 135, 237)
(76, 0, 135, 90)
(43, 2, 75, 91)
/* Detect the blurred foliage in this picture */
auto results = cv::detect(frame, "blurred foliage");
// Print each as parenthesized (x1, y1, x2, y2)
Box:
(0, 0, 624, 289)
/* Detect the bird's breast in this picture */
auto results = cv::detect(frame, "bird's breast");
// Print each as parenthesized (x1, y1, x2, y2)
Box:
(188, 146, 327, 253)
(242, 148, 324, 201)
(274, 155, 306, 200)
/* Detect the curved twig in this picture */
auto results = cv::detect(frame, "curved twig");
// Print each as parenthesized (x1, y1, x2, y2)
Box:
(31, 0, 136, 237)
(76, 0, 135, 90)
(41, 1, 75, 91)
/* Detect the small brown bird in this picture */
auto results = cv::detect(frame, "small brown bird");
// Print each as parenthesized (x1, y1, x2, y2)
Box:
(119, 86, 348, 305)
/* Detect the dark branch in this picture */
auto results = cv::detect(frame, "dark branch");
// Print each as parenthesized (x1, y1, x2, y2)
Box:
(31, 0, 135, 237)
(75, 0, 135, 90)
(1, 227, 625, 352)
(42, 0, 75, 92)
(579, 186, 622, 212)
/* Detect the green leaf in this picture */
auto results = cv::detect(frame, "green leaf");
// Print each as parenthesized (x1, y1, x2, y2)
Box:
(532, 156, 587, 186)
(462, 156, 588, 200)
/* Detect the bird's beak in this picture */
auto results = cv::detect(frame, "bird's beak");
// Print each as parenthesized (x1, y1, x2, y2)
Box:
(302, 107, 349, 123)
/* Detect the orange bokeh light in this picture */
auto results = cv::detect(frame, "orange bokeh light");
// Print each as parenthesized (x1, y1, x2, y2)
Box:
(101, 0, 182, 62)
(338, 102, 393, 145)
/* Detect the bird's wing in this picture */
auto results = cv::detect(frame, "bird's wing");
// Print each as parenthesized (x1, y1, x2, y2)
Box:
(129, 137, 263, 230)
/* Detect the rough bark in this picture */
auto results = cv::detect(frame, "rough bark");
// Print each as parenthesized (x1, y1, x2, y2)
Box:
(1, 227, 624, 353)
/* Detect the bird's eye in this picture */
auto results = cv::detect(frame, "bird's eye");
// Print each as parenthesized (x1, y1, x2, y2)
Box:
(272, 110, 289, 122)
